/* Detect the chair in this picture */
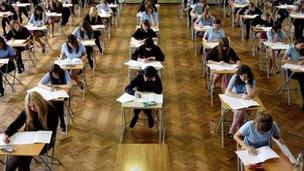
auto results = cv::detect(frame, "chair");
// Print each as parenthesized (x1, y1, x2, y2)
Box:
(2, 59, 22, 100)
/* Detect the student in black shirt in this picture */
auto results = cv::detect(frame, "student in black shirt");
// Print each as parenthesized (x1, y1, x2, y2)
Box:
(132, 19, 158, 41)
(2, 91, 59, 171)
(131, 38, 165, 62)
(6, 20, 32, 73)
(0, 2, 17, 35)
(125, 66, 163, 128)
(293, 1, 304, 40)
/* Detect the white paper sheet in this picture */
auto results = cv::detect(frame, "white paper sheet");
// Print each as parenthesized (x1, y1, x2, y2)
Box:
(55, 58, 83, 67)
(0, 58, 9, 64)
(236, 146, 279, 165)
(0, 131, 52, 145)
(124, 60, 163, 69)
(27, 86, 69, 101)
(137, 93, 163, 104)
(207, 63, 238, 71)
(220, 94, 260, 110)
(116, 93, 135, 103)
(282, 63, 304, 72)
(80, 39, 96, 46)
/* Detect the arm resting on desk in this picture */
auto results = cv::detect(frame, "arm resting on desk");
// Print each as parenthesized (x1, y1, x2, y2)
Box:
(5, 110, 27, 137)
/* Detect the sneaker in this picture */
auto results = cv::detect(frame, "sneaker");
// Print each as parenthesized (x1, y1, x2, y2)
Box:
(228, 133, 233, 139)
(148, 116, 154, 128)
(60, 126, 66, 132)
(129, 116, 138, 128)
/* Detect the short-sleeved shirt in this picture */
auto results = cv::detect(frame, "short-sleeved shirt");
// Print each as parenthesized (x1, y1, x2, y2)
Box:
(227, 74, 256, 94)
(29, 14, 46, 27)
(140, 12, 159, 26)
(239, 121, 280, 148)
(96, 4, 112, 13)
(266, 30, 286, 42)
(193, 4, 205, 15)
(234, 0, 249, 4)
(195, 16, 214, 27)
(39, 70, 71, 85)
(60, 43, 86, 59)
(72, 27, 91, 40)
(0, 46, 16, 59)
(203, 27, 225, 42)
(285, 45, 301, 61)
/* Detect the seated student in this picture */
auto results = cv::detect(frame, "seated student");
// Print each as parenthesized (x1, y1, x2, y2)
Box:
(254, 12, 274, 43)
(140, 4, 159, 27)
(2, 91, 59, 171)
(60, 34, 87, 89)
(266, 22, 287, 74)
(6, 20, 32, 73)
(207, 37, 241, 91)
(138, 0, 157, 13)
(0, 1, 17, 35)
(282, 38, 304, 111)
(61, 0, 72, 25)
(131, 38, 164, 62)
(14, 0, 30, 24)
(292, 1, 304, 40)
(124, 66, 163, 128)
(39, 64, 71, 131)
(84, 7, 104, 54)
(0, 36, 16, 97)
(48, 0, 63, 37)
(96, 0, 113, 26)
(237, 2, 262, 40)
(233, 111, 281, 154)
(272, 0, 294, 24)
(190, 0, 208, 21)
(202, 18, 225, 43)
(225, 65, 256, 136)
(72, 20, 95, 68)
(29, 5, 47, 53)
(132, 19, 158, 41)
(227, 0, 249, 17)
(194, 8, 215, 38)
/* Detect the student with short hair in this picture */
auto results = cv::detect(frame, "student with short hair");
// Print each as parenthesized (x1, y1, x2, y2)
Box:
(131, 38, 164, 62)
(225, 65, 256, 136)
(124, 66, 163, 128)
(138, 0, 157, 13)
(140, 4, 158, 26)
(292, 1, 304, 40)
(203, 18, 225, 42)
(194, 8, 215, 38)
(233, 111, 280, 155)
(132, 20, 158, 41)
(190, 0, 208, 20)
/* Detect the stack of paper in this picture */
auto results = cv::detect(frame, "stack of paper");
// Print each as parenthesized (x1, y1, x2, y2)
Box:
(235, 146, 279, 165)
(138, 93, 163, 104)
(272, 138, 297, 164)
(45, 12, 62, 17)
(0, 58, 9, 64)
(207, 63, 238, 71)
(219, 94, 260, 110)
(80, 39, 96, 46)
(0, 12, 13, 17)
(91, 25, 106, 30)
(263, 42, 290, 50)
(124, 60, 163, 69)
(27, 86, 69, 101)
(203, 42, 219, 49)
(243, 14, 259, 19)
(25, 25, 47, 31)
(55, 58, 83, 67)
(116, 93, 135, 103)
(282, 63, 304, 72)
(0, 131, 52, 145)
(6, 39, 26, 46)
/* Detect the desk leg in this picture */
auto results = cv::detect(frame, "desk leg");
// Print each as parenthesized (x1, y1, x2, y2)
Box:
(251, 29, 254, 57)
(241, 19, 244, 41)
(82, 69, 88, 101)
(108, 18, 111, 39)
(286, 70, 291, 106)
(232, 8, 235, 28)
(119, 108, 126, 144)
(3, 155, 8, 171)
(217, 105, 226, 149)
(158, 109, 163, 143)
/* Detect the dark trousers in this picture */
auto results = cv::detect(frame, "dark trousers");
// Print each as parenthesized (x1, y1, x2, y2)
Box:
(19, 7, 29, 23)
(244, 19, 252, 39)
(133, 109, 152, 118)
(52, 100, 66, 128)
(293, 19, 304, 40)
(61, 7, 71, 25)
(2, 18, 10, 35)
(95, 37, 103, 55)
(15, 47, 25, 71)
(0, 60, 15, 93)
(85, 46, 93, 68)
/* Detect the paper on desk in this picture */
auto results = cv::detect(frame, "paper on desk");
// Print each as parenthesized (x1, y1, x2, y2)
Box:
(80, 39, 96, 46)
(272, 138, 297, 164)
(116, 93, 135, 103)
(138, 93, 163, 104)
(27, 86, 69, 101)
(203, 42, 219, 49)
(130, 40, 144, 47)
(220, 94, 260, 110)
(25, 24, 47, 31)
(55, 58, 83, 66)
(124, 60, 163, 69)
(91, 25, 106, 30)
(236, 146, 279, 165)
(7, 39, 26, 45)
(0, 58, 9, 64)
(0, 131, 52, 145)
(207, 63, 238, 71)
(243, 14, 259, 19)
(263, 42, 290, 50)
(282, 63, 304, 72)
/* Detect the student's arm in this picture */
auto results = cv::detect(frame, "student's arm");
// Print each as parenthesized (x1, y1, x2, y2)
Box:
(225, 75, 243, 98)
(4, 110, 27, 137)
(80, 44, 87, 61)
(151, 75, 163, 94)
(207, 47, 219, 63)
(202, 29, 209, 42)
(194, 16, 201, 27)
(124, 75, 140, 95)
(233, 131, 258, 155)
(245, 80, 255, 98)
(38, 73, 51, 87)
(282, 47, 304, 64)
(230, 48, 241, 65)
(154, 46, 165, 62)
(131, 29, 141, 40)
(6, 31, 14, 40)
(190, 7, 196, 18)
(131, 48, 141, 61)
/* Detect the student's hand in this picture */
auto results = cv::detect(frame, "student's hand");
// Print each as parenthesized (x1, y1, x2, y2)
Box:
(245, 146, 258, 156)
(242, 94, 250, 100)
(148, 57, 156, 61)
(2, 134, 10, 144)
(143, 58, 149, 63)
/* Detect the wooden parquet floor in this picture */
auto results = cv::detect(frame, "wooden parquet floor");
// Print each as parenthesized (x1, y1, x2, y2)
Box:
(0, 4, 303, 171)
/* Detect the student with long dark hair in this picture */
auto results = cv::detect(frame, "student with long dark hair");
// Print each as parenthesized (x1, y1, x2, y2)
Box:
(225, 65, 256, 136)
(0, 1, 17, 35)
(0, 36, 16, 97)
(132, 19, 158, 41)
(131, 38, 164, 62)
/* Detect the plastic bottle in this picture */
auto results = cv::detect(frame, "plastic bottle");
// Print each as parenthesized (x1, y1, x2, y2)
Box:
(209, 120, 215, 134)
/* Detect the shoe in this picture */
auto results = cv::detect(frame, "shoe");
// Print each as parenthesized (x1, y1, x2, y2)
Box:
(228, 133, 233, 138)
(60, 126, 66, 132)
(129, 116, 138, 128)
(148, 116, 154, 128)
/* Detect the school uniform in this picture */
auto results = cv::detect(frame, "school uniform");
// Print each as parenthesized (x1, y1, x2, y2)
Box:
(132, 27, 158, 40)
(140, 12, 159, 26)
(131, 45, 165, 62)
(194, 16, 214, 37)
(0, 45, 16, 96)
(203, 27, 225, 42)
(208, 46, 240, 63)
(60, 42, 86, 59)
(238, 6, 262, 39)
(292, 8, 304, 40)
(0, 4, 18, 35)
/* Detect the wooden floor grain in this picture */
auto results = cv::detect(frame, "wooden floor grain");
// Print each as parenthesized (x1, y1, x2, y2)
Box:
(0, 4, 303, 171)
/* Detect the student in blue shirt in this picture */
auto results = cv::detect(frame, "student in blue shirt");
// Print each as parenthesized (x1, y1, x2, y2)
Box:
(39, 64, 71, 131)
(282, 39, 304, 110)
(0, 36, 16, 97)
(96, 0, 113, 26)
(190, 0, 208, 20)
(233, 111, 280, 155)
(29, 5, 47, 53)
(60, 34, 86, 89)
(225, 65, 256, 136)
(140, 4, 159, 27)
(203, 18, 225, 42)
(266, 22, 287, 75)
(194, 8, 215, 38)
(72, 20, 94, 68)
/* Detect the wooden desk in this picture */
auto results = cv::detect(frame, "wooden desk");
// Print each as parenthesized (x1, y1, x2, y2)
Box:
(240, 14, 259, 41)
(218, 95, 265, 149)
(115, 144, 170, 171)
(231, 3, 248, 27)
(0, 144, 44, 156)
(99, 13, 112, 38)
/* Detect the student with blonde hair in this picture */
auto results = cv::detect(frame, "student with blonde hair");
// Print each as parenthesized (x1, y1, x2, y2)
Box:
(2, 91, 59, 171)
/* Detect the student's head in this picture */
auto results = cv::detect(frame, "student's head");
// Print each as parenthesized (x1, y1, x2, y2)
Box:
(66, 34, 79, 49)
(272, 22, 282, 33)
(236, 65, 254, 84)
(10, 20, 21, 31)
(294, 38, 304, 49)
(100, 0, 106, 4)
(141, 20, 151, 31)
(143, 38, 154, 50)
(34, 5, 44, 15)
(24, 91, 49, 130)
(144, 66, 157, 80)
(146, 4, 154, 14)
(212, 18, 221, 30)
(264, 12, 271, 20)
(219, 37, 230, 50)
(89, 7, 98, 16)
(0, 2, 7, 10)
(254, 111, 274, 133)
(0, 36, 7, 50)
(49, 63, 65, 80)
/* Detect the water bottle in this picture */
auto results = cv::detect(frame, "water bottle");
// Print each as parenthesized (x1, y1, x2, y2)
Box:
(209, 120, 215, 134)
(295, 153, 303, 171)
